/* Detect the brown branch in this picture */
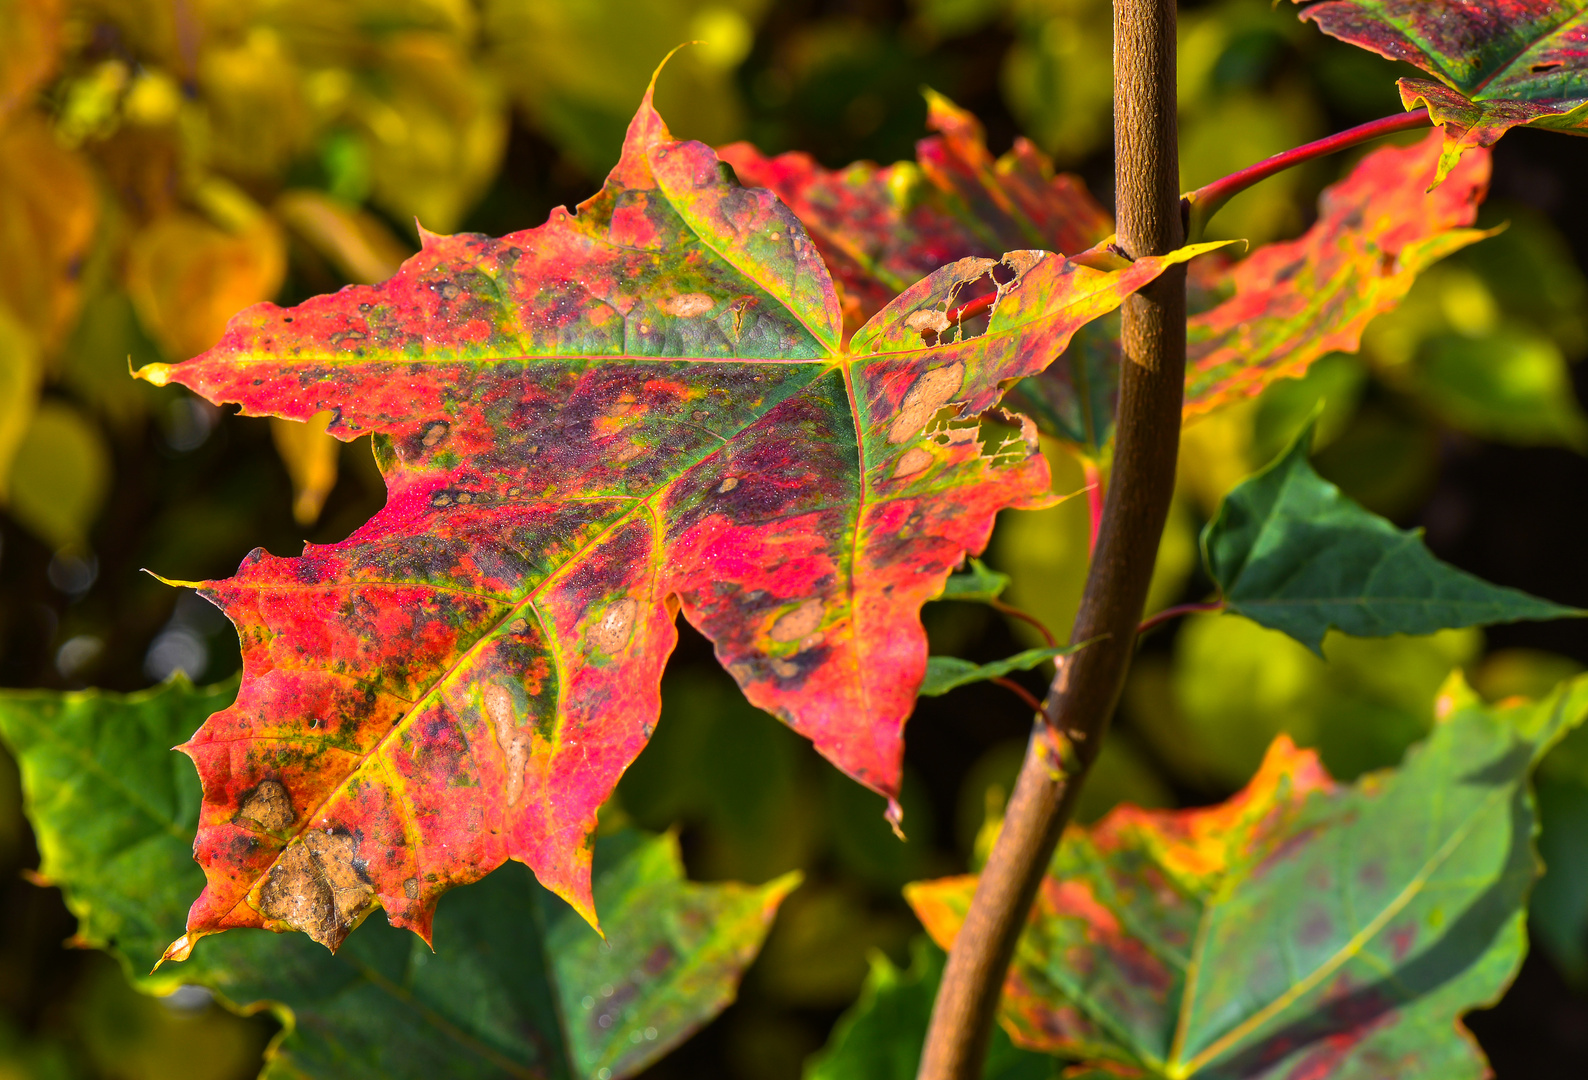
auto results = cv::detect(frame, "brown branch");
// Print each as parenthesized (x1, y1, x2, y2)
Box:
(915, 1, 1186, 1076)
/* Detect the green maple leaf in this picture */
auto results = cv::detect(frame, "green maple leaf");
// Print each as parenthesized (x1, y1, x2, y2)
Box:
(1203, 420, 1581, 652)
(909, 675, 1588, 1079)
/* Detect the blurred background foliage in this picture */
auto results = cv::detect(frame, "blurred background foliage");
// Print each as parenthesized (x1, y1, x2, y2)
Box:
(2, 0, 1588, 1077)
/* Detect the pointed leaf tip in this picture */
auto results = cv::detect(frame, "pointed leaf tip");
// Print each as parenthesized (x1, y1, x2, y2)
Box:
(1203, 418, 1581, 652)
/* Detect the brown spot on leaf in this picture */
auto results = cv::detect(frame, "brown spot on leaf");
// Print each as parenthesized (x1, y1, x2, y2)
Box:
(257, 830, 375, 950)
(236, 780, 294, 831)
(403, 876, 419, 899)
(718, 476, 739, 493)
(421, 421, 449, 447)
(484, 683, 531, 807)
(892, 446, 934, 479)
(660, 293, 714, 317)
(770, 599, 823, 642)
(888, 363, 964, 444)
(905, 309, 951, 334)
(589, 598, 638, 654)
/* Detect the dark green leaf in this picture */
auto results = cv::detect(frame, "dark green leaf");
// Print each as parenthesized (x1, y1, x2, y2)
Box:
(938, 558, 1013, 604)
(919, 646, 1076, 698)
(1202, 420, 1580, 652)
(0, 678, 795, 1080)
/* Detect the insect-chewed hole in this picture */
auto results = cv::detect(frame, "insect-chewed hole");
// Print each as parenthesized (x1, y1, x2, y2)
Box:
(1531, 61, 1563, 73)
(975, 410, 1029, 462)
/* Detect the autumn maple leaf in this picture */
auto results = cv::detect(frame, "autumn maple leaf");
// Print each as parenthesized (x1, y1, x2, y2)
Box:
(138, 78, 1219, 959)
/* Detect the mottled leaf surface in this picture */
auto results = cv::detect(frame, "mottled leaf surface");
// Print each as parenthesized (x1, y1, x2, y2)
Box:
(134, 86, 1214, 954)
(1204, 421, 1579, 652)
(0, 678, 794, 1080)
(908, 676, 1588, 1078)
(1182, 131, 1491, 421)
(1296, 0, 1588, 180)
(803, 937, 1058, 1080)
(919, 646, 1076, 698)
(749, 118, 1488, 451)
(719, 91, 1114, 335)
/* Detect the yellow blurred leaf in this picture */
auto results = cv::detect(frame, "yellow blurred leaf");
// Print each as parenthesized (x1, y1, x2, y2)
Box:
(0, 113, 98, 352)
(274, 188, 411, 284)
(0, 307, 41, 501)
(484, 0, 762, 173)
(198, 27, 311, 180)
(125, 212, 286, 360)
(355, 32, 506, 232)
(0, 0, 63, 123)
(270, 411, 340, 526)
(6, 398, 110, 548)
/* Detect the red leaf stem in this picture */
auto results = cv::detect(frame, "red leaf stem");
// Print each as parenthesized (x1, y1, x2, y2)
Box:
(1184, 108, 1433, 238)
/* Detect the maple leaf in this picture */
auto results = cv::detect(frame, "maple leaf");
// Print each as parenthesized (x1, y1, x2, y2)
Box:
(135, 81, 1221, 956)
(1180, 129, 1492, 419)
(908, 676, 1588, 1078)
(739, 111, 1489, 453)
(719, 91, 1114, 336)
(1294, 0, 1588, 181)
(1015, 130, 1493, 449)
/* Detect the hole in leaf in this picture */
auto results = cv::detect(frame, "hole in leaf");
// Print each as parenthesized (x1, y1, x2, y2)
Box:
(1531, 62, 1563, 73)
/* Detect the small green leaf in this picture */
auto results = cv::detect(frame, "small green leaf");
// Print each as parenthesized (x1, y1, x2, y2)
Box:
(0, 678, 795, 1080)
(919, 646, 1076, 698)
(909, 674, 1588, 1077)
(1202, 419, 1580, 653)
(938, 558, 1013, 604)
(803, 937, 1057, 1080)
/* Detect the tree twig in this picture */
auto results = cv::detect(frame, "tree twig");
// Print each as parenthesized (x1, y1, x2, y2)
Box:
(916, 1, 1187, 1076)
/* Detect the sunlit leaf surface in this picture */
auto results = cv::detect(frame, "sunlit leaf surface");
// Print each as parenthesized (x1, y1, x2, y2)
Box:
(1204, 421, 1579, 652)
(1295, 0, 1588, 180)
(909, 676, 1588, 1078)
(0, 678, 795, 1080)
(720, 92, 1114, 336)
(134, 84, 1217, 954)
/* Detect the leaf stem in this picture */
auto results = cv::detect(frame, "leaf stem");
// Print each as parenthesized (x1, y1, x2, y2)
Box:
(1184, 108, 1432, 239)
(916, 0, 1187, 1075)
(990, 599, 1058, 650)
(989, 677, 1050, 722)
(1137, 599, 1225, 636)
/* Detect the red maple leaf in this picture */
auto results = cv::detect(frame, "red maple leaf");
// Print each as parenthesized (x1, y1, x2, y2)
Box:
(139, 84, 1216, 957)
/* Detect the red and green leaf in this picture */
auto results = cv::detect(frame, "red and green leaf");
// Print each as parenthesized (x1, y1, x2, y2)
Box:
(1182, 129, 1491, 419)
(739, 110, 1488, 452)
(1013, 130, 1492, 444)
(136, 84, 1219, 957)
(718, 91, 1114, 337)
(908, 675, 1588, 1078)
(1295, 0, 1588, 180)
